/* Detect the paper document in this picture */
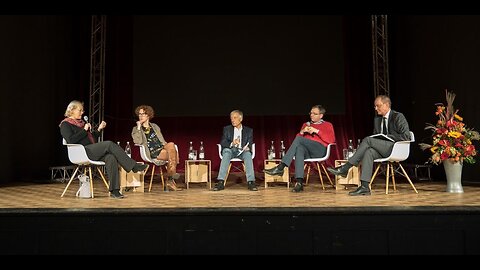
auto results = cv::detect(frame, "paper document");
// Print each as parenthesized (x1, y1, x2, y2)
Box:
(369, 134, 394, 142)
(236, 142, 250, 157)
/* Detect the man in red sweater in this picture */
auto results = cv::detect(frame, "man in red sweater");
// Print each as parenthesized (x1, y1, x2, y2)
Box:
(264, 105, 336, 192)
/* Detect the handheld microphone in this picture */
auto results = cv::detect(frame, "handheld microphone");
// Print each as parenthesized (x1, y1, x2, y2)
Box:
(83, 116, 90, 131)
(304, 121, 313, 136)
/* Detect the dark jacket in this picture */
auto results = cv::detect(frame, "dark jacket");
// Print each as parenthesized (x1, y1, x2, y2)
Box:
(373, 110, 411, 142)
(220, 125, 254, 150)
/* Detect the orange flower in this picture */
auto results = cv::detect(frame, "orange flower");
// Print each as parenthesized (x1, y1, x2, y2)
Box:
(419, 89, 480, 165)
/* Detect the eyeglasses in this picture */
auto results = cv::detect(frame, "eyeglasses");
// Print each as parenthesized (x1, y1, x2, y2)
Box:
(76, 108, 84, 112)
(138, 112, 147, 116)
(309, 112, 320, 115)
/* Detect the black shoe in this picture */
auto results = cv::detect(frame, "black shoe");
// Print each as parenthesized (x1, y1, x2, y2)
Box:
(213, 180, 225, 191)
(132, 163, 148, 173)
(110, 190, 125, 199)
(247, 181, 258, 191)
(291, 183, 304, 192)
(263, 166, 284, 176)
(327, 166, 349, 178)
(348, 185, 371, 196)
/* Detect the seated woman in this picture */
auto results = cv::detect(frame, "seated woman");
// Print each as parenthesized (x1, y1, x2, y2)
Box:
(131, 105, 181, 191)
(59, 100, 147, 198)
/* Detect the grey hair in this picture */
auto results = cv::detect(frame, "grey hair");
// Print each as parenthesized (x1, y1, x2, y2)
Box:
(64, 100, 83, 117)
(376, 95, 391, 106)
(230, 109, 243, 120)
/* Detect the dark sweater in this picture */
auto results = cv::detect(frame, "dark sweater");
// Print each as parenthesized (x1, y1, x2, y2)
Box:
(60, 121, 100, 146)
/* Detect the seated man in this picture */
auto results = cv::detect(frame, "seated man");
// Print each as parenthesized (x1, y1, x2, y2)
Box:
(264, 105, 335, 192)
(327, 95, 411, 196)
(214, 109, 257, 191)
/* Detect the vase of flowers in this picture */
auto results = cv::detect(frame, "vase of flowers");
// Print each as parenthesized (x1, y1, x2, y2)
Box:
(419, 89, 479, 193)
(443, 159, 463, 193)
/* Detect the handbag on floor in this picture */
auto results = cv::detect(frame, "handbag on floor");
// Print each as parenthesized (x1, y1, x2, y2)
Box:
(76, 174, 91, 198)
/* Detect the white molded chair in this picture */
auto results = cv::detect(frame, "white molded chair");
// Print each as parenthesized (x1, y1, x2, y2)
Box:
(369, 131, 418, 194)
(303, 143, 336, 189)
(61, 139, 109, 198)
(136, 144, 178, 192)
(217, 143, 255, 184)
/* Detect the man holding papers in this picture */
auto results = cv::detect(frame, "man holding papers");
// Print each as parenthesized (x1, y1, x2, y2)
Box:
(213, 110, 257, 191)
(264, 105, 336, 192)
(327, 95, 411, 196)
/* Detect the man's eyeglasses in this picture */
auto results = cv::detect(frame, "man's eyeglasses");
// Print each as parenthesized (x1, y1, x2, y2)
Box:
(138, 112, 147, 116)
(309, 112, 320, 115)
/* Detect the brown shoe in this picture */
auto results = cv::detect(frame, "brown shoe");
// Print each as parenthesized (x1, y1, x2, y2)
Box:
(166, 179, 183, 191)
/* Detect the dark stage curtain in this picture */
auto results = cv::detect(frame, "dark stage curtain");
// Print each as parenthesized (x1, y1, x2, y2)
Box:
(104, 15, 374, 177)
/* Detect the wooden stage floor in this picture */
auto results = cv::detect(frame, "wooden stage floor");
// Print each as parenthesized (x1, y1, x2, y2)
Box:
(1, 176, 480, 211)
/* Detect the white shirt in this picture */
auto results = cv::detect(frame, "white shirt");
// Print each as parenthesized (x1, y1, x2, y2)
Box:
(233, 126, 243, 148)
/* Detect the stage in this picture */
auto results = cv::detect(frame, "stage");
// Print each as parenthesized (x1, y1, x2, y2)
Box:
(1, 176, 480, 254)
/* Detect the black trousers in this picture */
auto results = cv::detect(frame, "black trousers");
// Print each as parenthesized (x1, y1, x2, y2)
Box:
(85, 141, 137, 191)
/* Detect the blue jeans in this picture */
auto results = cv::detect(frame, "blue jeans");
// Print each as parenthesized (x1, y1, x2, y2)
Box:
(217, 148, 255, 182)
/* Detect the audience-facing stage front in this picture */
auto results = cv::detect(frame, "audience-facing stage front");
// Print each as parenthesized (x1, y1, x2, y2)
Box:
(1, 178, 479, 255)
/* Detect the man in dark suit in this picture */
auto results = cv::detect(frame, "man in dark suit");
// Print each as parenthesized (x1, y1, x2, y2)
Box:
(213, 109, 257, 191)
(327, 95, 411, 196)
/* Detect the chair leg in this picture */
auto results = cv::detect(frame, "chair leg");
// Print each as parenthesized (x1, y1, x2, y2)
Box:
(316, 163, 325, 190)
(369, 164, 382, 190)
(148, 165, 155, 192)
(390, 163, 396, 191)
(159, 166, 165, 191)
(304, 164, 311, 185)
(242, 163, 246, 182)
(88, 167, 95, 198)
(385, 163, 390, 194)
(97, 167, 109, 190)
(321, 164, 335, 188)
(61, 166, 80, 197)
(397, 163, 419, 193)
(224, 163, 232, 185)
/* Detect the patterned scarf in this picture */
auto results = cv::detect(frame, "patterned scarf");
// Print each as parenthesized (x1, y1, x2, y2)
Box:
(60, 117, 95, 144)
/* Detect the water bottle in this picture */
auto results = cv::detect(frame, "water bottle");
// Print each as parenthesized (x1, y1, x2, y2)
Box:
(125, 141, 131, 158)
(280, 140, 286, 158)
(199, 141, 205, 160)
(268, 141, 276, 159)
(347, 139, 354, 158)
(188, 141, 194, 160)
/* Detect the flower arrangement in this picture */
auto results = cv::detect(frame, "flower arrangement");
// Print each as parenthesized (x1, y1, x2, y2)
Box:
(419, 90, 479, 165)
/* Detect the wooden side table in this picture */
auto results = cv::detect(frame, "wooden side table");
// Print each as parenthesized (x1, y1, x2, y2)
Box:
(119, 162, 145, 193)
(264, 159, 290, 188)
(185, 160, 211, 189)
(335, 160, 360, 190)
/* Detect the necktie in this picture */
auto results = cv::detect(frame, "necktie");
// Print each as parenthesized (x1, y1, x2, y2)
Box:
(382, 117, 388, 135)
